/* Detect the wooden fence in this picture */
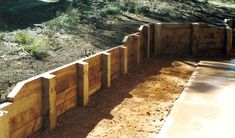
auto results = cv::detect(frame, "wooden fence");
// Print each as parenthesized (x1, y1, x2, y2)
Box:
(0, 22, 232, 138)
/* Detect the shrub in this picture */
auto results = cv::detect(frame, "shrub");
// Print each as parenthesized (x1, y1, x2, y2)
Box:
(24, 36, 49, 60)
(46, 8, 80, 32)
(120, 0, 142, 13)
(101, 4, 121, 18)
(47, 0, 123, 30)
(15, 31, 33, 45)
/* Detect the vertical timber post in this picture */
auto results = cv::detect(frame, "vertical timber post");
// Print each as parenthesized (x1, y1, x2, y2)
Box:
(155, 23, 162, 55)
(133, 34, 141, 65)
(149, 23, 155, 56)
(192, 23, 200, 56)
(0, 111, 9, 138)
(227, 27, 233, 57)
(78, 61, 89, 106)
(42, 74, 57, 130)
(102, 52, 111, 88)
(146, 25, 151, 58)
(139, 25, 151, 59)
(120, 46, 128, 75)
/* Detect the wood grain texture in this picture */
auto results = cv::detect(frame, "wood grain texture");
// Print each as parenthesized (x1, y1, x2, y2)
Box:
(84, 55, 102, 95)
(0, 111, 9, 138)
(149, 23, 155, 56)
(78, 61, 89, 106)
(9, 104, 41, 133)
(161, 23, 192, 55)
(155, 23, 162, 55)
(120, 46, 128, 76)
(51, 64, 78, 94)
(56, 85, 77, 106)
(108, 47, 121, 81)
(227, 27, 233, 56)
(123, 35, 135, 69)
(133, 34, 141, 65)
(192, 23, 200, 56)
(42, 74, 57, 130)
(10, 117, 42, 138)
(194, 24, 226, 56)
(3, 92, 41, 118)
(102, 52, 111, 88)
(7, 77, 42, 102)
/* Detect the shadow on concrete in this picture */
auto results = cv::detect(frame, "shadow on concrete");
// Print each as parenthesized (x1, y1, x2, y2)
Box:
(189, 82, 219, 93)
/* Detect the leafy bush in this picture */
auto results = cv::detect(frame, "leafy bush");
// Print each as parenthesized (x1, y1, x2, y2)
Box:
(15, 31, 33, 45)
(24, 36, 49, 60)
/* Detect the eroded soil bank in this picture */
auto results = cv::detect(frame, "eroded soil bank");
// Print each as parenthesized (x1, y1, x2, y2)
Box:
(33, 57, 196, 138)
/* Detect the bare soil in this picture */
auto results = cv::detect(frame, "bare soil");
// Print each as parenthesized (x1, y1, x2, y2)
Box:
(0, 17, 142, 102)
(32, 57, 196, 138)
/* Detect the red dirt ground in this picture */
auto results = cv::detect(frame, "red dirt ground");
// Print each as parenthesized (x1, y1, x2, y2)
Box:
(33, 57, 196, 138)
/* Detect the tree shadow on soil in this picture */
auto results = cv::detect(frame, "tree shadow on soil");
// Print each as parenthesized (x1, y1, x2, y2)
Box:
(0, 0, 70, 31)
(34, 57, 195, 138)
(87, 21, 142, 49)
(141, 0, 230, 27)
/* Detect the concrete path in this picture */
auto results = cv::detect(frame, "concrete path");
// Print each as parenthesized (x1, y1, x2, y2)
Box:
(158, 59, 235, 138)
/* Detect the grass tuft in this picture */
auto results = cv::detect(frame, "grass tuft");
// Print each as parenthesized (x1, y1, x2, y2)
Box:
(15, 31, 33, 45)
(24, 36, 49, 60)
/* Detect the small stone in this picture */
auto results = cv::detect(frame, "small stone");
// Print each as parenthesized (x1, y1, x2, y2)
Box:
(147, 112, 151, 115)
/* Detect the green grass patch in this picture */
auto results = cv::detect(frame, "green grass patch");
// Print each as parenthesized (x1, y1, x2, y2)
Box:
(0, 32, 5, 41)
(24, 36, 49, 60)
(15, 31, 33, 45)
(15, 31, 49, 59)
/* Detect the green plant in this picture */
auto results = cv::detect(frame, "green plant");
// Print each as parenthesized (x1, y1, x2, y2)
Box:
(15, 31, 33, 45)
(47, 0, 123, 30)
(101, 4, 121, 17)
(46, 8, 80, 32)
(0, 32, 5, 41)
(24, 36, 49, 60)
(120, 0, 142, 13)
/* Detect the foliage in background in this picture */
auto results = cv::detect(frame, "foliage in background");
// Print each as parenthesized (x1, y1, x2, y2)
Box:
(46, 0, 144, 31)
(46, 8, 80, 32)
(120, 0, 142, 13)
(219, 0, 235, 3)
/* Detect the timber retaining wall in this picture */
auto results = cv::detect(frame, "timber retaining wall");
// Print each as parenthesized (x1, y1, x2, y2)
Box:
(0, 22, 232, 138)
